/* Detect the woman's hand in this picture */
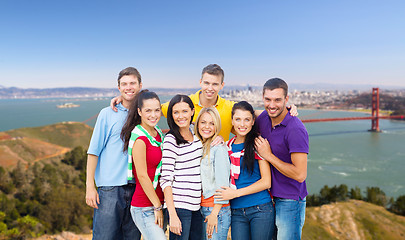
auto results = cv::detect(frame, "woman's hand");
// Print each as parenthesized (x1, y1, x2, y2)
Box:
(205, 212, 218, 238)
(214, 187, 238, 201)
(255, 136, 272, 161)
(154, 209, 164, 229)
(169, 213, 182, 235)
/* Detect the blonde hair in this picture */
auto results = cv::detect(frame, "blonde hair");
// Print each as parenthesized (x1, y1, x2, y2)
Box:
(194, 107, 222, 161)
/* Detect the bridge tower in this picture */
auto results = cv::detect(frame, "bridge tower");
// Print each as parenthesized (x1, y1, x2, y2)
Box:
(370, 88, 380, 132)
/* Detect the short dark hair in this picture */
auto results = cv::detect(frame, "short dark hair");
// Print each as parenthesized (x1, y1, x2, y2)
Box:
(202, 64, 224, 83)
(167, 94, 195, 145)
(263, 78, 288, 97)
(118, 67, 142, 86)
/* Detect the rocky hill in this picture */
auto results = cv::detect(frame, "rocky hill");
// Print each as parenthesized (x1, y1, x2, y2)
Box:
(303, 199, 405, 240)
(0, 122, 93, 169)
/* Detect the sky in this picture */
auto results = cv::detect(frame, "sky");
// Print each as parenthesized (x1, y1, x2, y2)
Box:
(1, 0, 404, 89)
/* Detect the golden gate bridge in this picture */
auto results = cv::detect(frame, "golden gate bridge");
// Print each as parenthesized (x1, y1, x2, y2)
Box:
(83, 88, 405, 132)
(300, 88, 404, 132)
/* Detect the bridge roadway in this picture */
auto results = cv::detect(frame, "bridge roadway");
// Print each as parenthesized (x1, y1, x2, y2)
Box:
(301, 115, 405, 123)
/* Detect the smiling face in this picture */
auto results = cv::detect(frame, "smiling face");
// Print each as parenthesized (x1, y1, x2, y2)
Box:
(138, 98, 161, 129)
(199, 73, 224, 103)
(118, 75, 142, 105)
(263, 88, 289, 120)
(197, 112, 216, 140)
(172, 102, 194, 129)
(232, 109, 255, 139)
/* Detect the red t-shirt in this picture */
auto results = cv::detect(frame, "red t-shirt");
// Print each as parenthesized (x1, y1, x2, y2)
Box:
(131, 135, 164, 207)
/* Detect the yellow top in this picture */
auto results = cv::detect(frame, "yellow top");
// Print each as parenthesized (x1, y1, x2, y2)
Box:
(161, 90, 235, 141)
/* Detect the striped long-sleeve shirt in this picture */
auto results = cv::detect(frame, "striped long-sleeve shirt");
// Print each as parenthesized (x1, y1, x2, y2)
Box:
(160, 133, 203, 211)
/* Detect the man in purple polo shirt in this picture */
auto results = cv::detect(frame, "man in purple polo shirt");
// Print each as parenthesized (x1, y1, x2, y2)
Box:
(255, 78, 309, 239)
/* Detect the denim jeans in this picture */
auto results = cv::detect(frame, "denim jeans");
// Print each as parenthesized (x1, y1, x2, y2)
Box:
(169, 208, 203, 240)
(231, 202, 275, 240)
(92, 185, 141, 240)
(273, 197, 306, 240)
(130, 206, 168, 240)
(201, 206, 231, 240)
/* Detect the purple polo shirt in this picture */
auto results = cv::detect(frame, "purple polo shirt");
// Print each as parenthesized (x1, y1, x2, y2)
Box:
(256, 111, 309, 200)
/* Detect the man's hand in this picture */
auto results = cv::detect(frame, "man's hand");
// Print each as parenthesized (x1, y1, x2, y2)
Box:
(255, 136, 272, 161)
(288, 104, 299, 117)
(110, 96, 123, 112)
(211, 135, 225, 146)
(85, 185, 100, 209)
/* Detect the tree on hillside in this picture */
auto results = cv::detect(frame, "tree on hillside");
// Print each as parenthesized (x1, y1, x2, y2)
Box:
(61, 146, 87, 171)
(0, 167, 14, 194)
(390, 195, 405, 216)
(9, 161, 26, 188)
(350, 186, 363, 200)
(366, 187, 387, 207)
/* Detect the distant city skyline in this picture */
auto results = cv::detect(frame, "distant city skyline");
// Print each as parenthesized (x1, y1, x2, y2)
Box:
(1, 1, 404, 89)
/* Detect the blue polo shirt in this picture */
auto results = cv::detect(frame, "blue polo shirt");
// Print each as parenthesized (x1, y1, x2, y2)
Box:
(256, 111, 309, 201)
(87, 103, 129, 187)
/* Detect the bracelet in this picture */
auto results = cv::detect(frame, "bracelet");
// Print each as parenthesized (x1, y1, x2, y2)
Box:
(153, 205, 163, 211)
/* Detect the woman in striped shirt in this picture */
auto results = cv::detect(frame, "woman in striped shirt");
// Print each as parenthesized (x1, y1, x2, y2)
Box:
(160, 94, 204, 240)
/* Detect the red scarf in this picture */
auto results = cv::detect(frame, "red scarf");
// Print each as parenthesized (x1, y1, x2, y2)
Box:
(226, 136, 263, 189)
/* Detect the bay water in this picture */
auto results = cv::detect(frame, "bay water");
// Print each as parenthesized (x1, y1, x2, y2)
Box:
(1, 98, 404, 198)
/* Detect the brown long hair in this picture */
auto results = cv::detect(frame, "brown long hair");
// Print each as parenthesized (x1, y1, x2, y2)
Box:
(121, 90, 160, 152)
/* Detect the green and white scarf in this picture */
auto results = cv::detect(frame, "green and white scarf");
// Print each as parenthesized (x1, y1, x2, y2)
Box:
(128, 124, 164, 189)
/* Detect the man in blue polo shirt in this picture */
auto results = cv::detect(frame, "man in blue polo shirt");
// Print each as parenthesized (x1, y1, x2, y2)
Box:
(86, 67, 142, 240)
(255, 78, 309, 240)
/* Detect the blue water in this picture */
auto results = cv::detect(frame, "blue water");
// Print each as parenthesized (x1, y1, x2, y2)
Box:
(1, 99, 404, 198)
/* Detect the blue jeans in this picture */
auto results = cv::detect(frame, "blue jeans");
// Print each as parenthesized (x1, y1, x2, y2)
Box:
(130, 206, 168, 240)
(201, 206, 231, 240)
(231, 202, 275, 240)
(274, 197, 306, 240)
(92, 185, 141, 240)
(169, 208, 203, 240)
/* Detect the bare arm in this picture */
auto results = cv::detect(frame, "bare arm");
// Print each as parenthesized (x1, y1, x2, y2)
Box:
(215, 159, 271, 201)
(133, 140, 162, 208)
(85, 154, 99, 208)
(132, 140, 164, 227)
(255, 136, 307, 182)
(205, 204, 223, 236)
(254, 105, 298, 117)
(160, 136, 182, 235)
(163, 186, 182, 235)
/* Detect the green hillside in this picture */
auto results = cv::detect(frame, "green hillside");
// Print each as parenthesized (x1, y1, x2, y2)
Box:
(6, 122, 93, 149)
(0, 122, 93, 169)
